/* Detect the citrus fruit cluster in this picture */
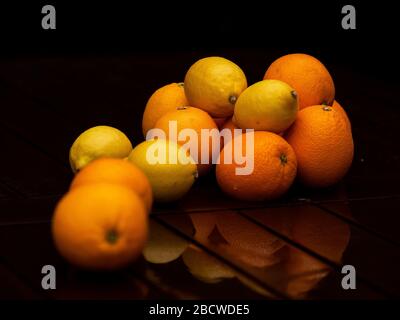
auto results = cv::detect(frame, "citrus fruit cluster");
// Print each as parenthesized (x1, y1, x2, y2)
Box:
(143, 54, 353, 201)
(52, 53, 354, 270)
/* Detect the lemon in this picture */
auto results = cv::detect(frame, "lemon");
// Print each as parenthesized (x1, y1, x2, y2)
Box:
(128, 139, 197, 202)
(234, 80, 298, 133)
(69, 126, 132, 173)
(184, 57, 247, 118)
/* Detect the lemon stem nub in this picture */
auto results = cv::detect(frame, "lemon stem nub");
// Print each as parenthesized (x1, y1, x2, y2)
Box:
(291, 90, 298, 99)
(106, 230, 118, 244)
(280, 154, 288, 165)
(229, 95, 237, 105)
(322, 106, 332, 111)
(177, 82, 184, 87)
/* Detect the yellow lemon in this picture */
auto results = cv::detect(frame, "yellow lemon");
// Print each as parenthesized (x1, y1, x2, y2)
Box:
(69, 126, 132, 173)
(234, 80, 298, 133)
(128, 139, 197, 202)
(184, 57, 247, 118)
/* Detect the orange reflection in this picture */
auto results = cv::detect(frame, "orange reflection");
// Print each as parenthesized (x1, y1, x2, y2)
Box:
(143, 203, 351, 299)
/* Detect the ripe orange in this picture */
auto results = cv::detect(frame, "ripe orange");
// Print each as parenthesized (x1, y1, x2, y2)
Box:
(70, 158, 153, 213)
(142, 83, 188, 137)
(213, 117, 229, 129)
(154, 106, 219, 175)
(285, 105, 354, 187)
(332, 100, 351, 131)
(221, 117, 239, 132)
(52, 184, 148, 270)
(264, 53, 335, 109)
(220, 117, 244, 148)
(216, 131, 297, 201)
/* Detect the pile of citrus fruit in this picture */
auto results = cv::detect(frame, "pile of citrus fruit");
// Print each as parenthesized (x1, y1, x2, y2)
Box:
(52, 53, 354, 270)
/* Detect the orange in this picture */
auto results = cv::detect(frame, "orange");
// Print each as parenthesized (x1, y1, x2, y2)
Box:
(221, 117, 242, 135)
(52, 184, 148, 270)
(220, 117, 244, 148)
(264, 53, 335, 109)
(154, 106, 219, 175)
(332, 100, 351, 130)
(213, 117, 229, 129)
(216, 131, 297, 201)
(70, 158, 153, 213)
(142, 83, 188, 137)
(285, 105, 354, 187)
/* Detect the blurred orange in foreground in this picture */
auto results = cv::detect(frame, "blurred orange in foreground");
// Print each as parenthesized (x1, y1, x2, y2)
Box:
(52, 184, 148, 270)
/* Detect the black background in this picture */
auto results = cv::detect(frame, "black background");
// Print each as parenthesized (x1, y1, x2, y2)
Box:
(0, 1, 398, 82)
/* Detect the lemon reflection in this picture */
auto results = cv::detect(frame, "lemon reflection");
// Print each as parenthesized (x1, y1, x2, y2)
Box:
(142, 219, 190, 264)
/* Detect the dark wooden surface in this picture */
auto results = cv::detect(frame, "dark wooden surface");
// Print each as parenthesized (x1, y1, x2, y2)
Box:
(1, 50, 400, 300)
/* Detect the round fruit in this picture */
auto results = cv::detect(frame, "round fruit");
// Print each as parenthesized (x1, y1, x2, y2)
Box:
(70, 158, 153, 213)
(332, 100, 351, 130)
(213, 117, 228, 129)
(216, 131, 297, 201)
(221, 117, 239, 133)
(184, 57, 247, 118)
(234, 80, 298, 133)
(154, 106, 218, 175)
(69, 126, 132, 173)
(220, 117, 244, 148)
(128, 139, 197, 202)
(142, 83, 188, 137)
(264, 53, 335, 109)
(52, 183, 148, 270)
(285, 105, 354, 187)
